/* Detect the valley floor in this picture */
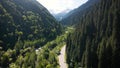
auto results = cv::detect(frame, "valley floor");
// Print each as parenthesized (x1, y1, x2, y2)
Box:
(35, 26, 74, 68)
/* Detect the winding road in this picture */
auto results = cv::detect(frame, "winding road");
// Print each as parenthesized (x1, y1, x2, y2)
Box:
(58, 45, 68, 68)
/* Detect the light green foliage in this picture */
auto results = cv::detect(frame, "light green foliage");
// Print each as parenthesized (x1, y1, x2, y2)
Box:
(0, 0, 64, 68)
(34, 26, 73, 68)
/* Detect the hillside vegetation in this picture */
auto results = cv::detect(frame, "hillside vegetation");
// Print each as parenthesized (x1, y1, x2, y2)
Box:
(0, 0, 62, 67)
(66, 0, 120, 68)
(0, 0, 62, 49)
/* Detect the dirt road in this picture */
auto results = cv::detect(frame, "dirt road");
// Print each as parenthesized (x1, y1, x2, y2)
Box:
(58, 45, 67, 68)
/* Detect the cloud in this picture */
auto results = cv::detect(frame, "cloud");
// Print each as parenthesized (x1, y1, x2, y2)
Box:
(37, 0, 88, 14)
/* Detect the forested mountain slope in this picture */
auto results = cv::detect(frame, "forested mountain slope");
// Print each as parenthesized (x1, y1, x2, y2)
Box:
(61, 0, 99, 25)
(0, 0, 62, 67)
(0, 0, 62, 49)
(66, 0, 120, 68)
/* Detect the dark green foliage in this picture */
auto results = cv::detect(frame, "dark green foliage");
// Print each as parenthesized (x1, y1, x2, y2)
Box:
(66, 0, 120, 68)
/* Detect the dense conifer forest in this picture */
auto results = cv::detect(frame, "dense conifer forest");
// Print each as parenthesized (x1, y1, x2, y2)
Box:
(65, 0, 120, 68)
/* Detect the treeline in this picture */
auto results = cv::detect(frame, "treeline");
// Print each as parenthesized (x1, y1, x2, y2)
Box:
(66, 0, 120, 68)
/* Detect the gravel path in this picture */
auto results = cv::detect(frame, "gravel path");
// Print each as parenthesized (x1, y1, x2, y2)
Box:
(58, 45, 67, 68)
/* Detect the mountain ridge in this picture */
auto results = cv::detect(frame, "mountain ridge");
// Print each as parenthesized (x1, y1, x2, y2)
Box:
(61, 0, 99, 25)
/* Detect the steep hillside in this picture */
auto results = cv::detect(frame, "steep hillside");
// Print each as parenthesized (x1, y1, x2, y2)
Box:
(0, 0, 62, 50)
(0, 0, 62, 67)
(66, 0, 120, 68)
(61, 0, 99, 25)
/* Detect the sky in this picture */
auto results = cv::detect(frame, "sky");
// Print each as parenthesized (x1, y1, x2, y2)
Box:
(37, 0, 88, 14)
